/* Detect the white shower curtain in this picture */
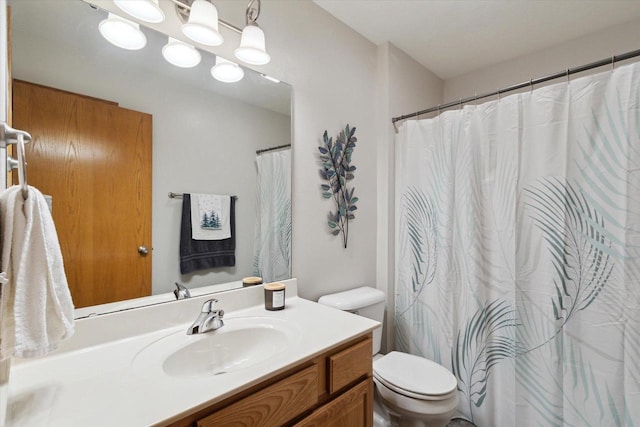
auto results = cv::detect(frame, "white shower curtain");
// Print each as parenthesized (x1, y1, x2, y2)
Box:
(253, 148, 291, 282)
(395, 62, 640, 426)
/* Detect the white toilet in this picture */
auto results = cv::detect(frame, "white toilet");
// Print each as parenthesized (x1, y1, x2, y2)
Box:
(318, 286, 458, 427)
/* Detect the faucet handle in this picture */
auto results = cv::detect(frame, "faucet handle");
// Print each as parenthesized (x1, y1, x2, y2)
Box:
(201, 298, 219, 313)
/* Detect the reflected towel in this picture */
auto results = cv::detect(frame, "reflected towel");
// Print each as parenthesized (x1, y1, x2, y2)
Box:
(180, 194, 235, 274)
(190, 194, 231, 240)
(0, 186, 74, 360)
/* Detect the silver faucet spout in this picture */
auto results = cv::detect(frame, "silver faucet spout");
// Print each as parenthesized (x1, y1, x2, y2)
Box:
(187, 299, 224, 335)
(173, 282, 191, 300)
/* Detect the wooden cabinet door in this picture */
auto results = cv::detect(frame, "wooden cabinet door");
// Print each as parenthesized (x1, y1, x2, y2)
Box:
(197, 365, 319, 427)
(12, 80, 152, 308)
(295, 378, 374, 427)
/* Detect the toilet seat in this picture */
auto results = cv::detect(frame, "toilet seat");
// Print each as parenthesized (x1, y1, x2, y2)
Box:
(373, 352, 458, 401)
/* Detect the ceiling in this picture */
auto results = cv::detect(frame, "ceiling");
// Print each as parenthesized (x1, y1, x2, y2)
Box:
(313, 0, 640, 80)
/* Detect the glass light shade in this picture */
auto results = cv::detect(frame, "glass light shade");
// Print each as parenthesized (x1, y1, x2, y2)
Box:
(234, 23, 270, 65)
(211, 57, 244, 83)
(182, 0, 224, 46)
(99, 13, 147, 50)
(162, 37, 201, 68)
(114, 0, 165, 23)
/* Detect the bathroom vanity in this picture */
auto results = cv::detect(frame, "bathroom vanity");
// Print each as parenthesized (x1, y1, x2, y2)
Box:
(5, 280, 379, 426)
(167, 333, 373, 426)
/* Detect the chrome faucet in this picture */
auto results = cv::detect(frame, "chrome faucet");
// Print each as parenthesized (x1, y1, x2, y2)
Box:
(187, 299, 224, 335)
(173, 282, 191, 300)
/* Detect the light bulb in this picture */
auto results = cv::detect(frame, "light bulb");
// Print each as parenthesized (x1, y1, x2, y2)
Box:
(234, 23, 270, 65)
(211, 57, 244, 83)
(162, 37, 201, 68)
(182, 0, 224, 46)
(99, 13, 147, 50)
(114, 0, 165, 23)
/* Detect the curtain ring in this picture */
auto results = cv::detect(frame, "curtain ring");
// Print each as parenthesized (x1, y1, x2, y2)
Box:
(566, 69, 570, 83)
(497, 88, 501, 100)
(611, 55, 615, 71)
(459, 98, 463, 110)
(529, 78, 533, 93)
(474, 93, 478, 105)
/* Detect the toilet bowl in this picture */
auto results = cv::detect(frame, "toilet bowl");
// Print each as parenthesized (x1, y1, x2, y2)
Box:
(373, 352, 458, 427)
(318, 287, 459, 427)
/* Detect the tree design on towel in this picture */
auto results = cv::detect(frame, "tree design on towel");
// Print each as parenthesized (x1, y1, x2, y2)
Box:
(201, 211, 221, 229)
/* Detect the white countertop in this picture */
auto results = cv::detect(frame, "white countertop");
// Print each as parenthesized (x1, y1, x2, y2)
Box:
(6, 281, 379, 427)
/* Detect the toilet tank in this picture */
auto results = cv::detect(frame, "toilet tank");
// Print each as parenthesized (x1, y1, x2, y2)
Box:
(317, 286, 386, 355)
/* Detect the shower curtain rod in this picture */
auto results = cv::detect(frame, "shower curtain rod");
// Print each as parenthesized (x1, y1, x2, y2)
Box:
(392, 48, 640, 128)
(256, 144, 291, 155)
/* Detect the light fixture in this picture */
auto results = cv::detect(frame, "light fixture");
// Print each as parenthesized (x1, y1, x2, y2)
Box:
(114, 0, 165, 24)
(182, 0, 224, 46)
(98, 13, 147, 50)
(211, 57, 244, 83)
(235, 23, 270, 65)
(162, 37, 201, 68)
(234, 0, 270, 65)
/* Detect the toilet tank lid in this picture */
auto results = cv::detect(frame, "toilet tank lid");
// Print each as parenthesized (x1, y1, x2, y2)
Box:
(317, 286, 385, 311)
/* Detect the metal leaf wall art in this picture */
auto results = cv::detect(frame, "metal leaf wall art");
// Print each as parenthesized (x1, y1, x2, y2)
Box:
(318, 124, 358, 248)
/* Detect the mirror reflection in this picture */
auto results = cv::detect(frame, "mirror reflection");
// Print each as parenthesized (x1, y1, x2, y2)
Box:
(8, 0, 292, 314)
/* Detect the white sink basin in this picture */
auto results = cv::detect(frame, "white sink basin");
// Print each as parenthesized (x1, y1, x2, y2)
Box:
(132, 317, 297, 379)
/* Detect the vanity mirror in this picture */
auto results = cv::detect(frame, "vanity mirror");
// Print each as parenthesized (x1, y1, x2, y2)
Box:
(8, 0, 292, 315)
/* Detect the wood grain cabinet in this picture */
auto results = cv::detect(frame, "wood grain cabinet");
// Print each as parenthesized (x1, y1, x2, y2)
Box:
(165, 333, 373, 427)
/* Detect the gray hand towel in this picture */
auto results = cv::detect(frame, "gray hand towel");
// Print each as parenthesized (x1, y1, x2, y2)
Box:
(180, 194, 235, 274)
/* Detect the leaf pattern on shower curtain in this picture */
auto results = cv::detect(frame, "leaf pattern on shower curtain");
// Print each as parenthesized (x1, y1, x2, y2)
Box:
(525, 179, 614, 332)
(395, 187, 443, 361)
(516, 330, 634, 427)
(395, 62, 640, 426)
(398, 188, 437, 300)
(450, 300, 516, 416)
(511, 86, 640, 425)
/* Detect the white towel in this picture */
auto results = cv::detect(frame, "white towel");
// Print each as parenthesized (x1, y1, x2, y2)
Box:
(190, 194, 231, 240)
(0, 186, 74, 360)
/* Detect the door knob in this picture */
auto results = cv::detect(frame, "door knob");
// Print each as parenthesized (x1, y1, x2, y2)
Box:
(138, 246, 149, 255)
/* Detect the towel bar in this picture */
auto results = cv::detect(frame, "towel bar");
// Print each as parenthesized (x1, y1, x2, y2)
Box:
(1, 122, 31, 200)
(168, 192, 238, 200)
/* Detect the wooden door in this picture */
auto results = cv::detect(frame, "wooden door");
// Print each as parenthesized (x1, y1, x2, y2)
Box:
(12, 80, 152, 308)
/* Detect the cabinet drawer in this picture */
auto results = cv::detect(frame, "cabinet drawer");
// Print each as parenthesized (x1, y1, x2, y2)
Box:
(328, 338, 372, 394)
(197, 364, 319, 427)
(294, 378, 373, 427)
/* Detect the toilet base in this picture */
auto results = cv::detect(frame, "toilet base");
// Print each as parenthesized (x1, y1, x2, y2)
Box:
(373, 382, 456, 427)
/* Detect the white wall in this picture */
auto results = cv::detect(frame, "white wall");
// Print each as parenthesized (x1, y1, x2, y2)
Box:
(257, 1, 381, 301)
(445, 18, 640, 102)
(376, 43, 443, 351)
(11, 29, 290, 295)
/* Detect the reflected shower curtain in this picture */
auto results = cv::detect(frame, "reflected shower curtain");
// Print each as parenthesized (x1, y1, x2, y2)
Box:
(395, 62, 640, 426)
(253, 149, 291, 282)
